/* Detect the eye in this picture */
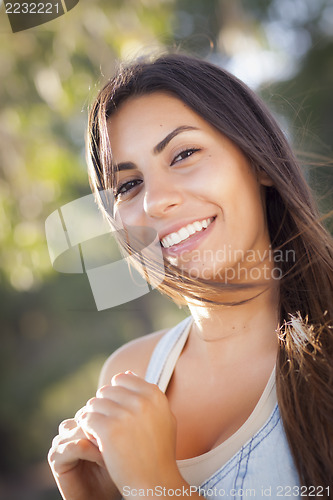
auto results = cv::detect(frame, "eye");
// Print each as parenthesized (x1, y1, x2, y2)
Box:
(115, 179, 143, 198)
(171, 148, 200, 166)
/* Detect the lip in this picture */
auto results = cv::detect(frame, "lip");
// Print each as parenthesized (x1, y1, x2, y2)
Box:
(161, 216, 217, 255)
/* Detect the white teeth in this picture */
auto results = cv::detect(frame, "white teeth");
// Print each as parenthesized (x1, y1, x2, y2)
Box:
(161, 217, 214, 249)
(178, 227, 190, 240)
(171, 233, 181, 245)
(165, 235, 173, 247)
(187, 224, 196, 236)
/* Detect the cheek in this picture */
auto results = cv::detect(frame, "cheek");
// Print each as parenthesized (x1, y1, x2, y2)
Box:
(113, 209, 126, 229)
(114, 202, 142, 228)
(226, 182, 266, 248)
(208, 165, 265, 240)
(183, 160, 224, 202)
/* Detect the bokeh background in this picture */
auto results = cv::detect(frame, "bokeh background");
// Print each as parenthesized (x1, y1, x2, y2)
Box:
(0, 0, 332, 498)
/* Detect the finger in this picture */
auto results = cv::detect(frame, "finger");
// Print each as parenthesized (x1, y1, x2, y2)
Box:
(96, 385, 155, 417)
(111, 371, 157, 394)
(52, 423, 89, 448)
(75, 405, 87, 421)
(77, 410, 109, 444)
(48, 437, 105, 474)
(73, 405, 104, 448)
(111, 372, 165, 410)
(96, 384, 135, 403)
(58, 418, 77, 434)
(86, 396, 121, 416)
(111, 371, 138, 387)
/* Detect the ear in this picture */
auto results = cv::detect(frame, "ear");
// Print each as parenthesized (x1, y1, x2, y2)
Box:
(258, 169, 274, 186)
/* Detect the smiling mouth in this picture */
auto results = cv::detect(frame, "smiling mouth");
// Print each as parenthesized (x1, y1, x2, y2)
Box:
(160, 217, 216, 249)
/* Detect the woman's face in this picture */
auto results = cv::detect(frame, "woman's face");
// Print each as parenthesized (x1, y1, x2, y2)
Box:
(107, 92, 272, 282)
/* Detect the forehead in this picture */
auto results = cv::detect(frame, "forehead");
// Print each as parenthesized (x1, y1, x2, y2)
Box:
(106, 92, 209, 155)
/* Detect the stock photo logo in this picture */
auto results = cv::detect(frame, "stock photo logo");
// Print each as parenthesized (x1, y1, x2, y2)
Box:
(1, 0, 79, 32)
(45, 193, 165, 311)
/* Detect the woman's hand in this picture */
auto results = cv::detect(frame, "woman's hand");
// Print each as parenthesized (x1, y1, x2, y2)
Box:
(48, 416, 121, 500)
(76, 371, 183, 496)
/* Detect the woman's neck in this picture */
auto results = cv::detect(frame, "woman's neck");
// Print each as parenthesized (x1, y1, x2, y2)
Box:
(187, 281, 280, 363)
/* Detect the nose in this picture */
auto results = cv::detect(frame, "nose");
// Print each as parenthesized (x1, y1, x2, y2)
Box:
(143, 171, 183, 218)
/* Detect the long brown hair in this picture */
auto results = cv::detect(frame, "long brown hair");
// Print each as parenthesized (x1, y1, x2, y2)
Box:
(86, 53, 333, 492)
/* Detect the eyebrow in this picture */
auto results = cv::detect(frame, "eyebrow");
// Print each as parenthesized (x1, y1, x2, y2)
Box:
(114, 161, 136, 173)
(153, 125, 199, 155)
(114, 125, 199, 172)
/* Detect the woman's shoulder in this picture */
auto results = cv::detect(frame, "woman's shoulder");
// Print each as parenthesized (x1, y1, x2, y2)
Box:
(98, 327, 168, 387)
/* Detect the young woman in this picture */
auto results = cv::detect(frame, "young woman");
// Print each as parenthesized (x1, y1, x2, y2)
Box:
(48, 54, 333, 499)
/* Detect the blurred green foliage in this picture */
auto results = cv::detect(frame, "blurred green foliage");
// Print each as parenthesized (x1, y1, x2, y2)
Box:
(0, 0, 332, 499)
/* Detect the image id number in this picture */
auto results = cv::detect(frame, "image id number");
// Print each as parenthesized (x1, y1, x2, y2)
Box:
(5, 2, 60, 14)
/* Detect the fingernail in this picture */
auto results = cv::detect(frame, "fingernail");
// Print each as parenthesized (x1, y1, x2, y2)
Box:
(111, 372, 122, 385)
